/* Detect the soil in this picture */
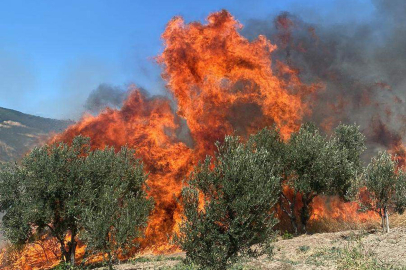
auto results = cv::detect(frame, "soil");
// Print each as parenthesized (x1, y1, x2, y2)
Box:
(99, 227, 406, 269)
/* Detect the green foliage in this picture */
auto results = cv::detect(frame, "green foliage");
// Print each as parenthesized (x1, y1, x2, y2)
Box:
(51, 262, 81, 270)
(336, 242, 396, 270)
(298, 245, 310, 253)
(0, 136, 91, 264)
(361, 151, 406, 232)
(281, 231, 294, 240)
(0, 136, 153, 267)
(79, 146, 154, 269)
(288, 123, 364, 198)
(276, 123, 365, 233)
(176, 135, 280, 269)
(331, 124, 366, 199)
(247, 125, 285, 175)
(305, 243, 398, 270)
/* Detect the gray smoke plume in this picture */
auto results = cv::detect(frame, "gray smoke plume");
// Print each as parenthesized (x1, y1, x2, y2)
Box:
(242, 0, 406, 159)
(84, 84, 129, 115)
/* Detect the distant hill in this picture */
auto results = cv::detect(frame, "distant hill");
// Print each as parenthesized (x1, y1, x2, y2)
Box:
(0, 107, 73, 163)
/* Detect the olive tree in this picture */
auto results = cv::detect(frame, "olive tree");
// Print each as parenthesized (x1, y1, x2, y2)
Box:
(361, 151, 406, 233)
(176, 135, 280, 269)
(0, 136, 153, 266)
(0, 137, 89, 264)
(257, 123, 365, 234)
(80, 147, 154, 269)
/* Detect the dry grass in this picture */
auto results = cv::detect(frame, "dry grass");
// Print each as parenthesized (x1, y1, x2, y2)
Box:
(307, 217, 380, 233)
(95, 227, 406, 269)
(390, 212, 406, 228)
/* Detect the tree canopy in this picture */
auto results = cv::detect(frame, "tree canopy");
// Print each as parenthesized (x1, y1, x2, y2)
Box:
(360, 151, 406, 233)
(0, 136, 153, 267)
(250, 123, 365, 233)
(176, 135, 281, 269)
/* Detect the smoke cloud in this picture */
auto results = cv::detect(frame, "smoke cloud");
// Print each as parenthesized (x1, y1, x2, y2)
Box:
(84, 84, 129, 115)
(242, 0, 406, 158)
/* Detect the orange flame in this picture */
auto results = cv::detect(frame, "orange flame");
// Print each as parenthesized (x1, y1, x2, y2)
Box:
(391, 142, 406, 168)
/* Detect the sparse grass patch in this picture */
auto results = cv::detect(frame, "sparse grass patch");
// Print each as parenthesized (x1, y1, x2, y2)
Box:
(129, 255, 183, 264)
(161, 262, 198, 270)
(298, 245, 310, 253)
(336, 242, 394, 270)
(161, 260, 261, 270)
(51, 262, 100, 270)
(340, 230, 368, 242)
(304, 241, 402, 270)
(281, 231, 294, 240)
(305, 246, 340, 267)
(277, 258, 300, 266)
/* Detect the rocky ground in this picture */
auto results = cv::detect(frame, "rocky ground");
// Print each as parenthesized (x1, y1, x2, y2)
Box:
(103, 226, 406, 269)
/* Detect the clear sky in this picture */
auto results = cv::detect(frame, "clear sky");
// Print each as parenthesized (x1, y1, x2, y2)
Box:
(0, 0, 375, 119)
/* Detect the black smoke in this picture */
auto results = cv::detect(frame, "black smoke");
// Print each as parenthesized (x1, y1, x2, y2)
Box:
(242, 0, 406, 158)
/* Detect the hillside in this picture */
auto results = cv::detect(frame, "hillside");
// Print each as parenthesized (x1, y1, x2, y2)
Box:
(0, 107, 73, 163)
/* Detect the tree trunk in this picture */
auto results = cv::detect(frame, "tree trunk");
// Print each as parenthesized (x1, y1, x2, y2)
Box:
(108, 252, 114, 270)
(68, 231, 77, 265)
(289, 199, 298, 235)
(281, 191, 299, 235)
(384, 207, 390, 233)
(300, 195, 312, 234)
(69, 241, 76, 265)
(290, 217, 298, 235)
(57, 236, 69, 263)
(60, 243, 68, 263)
(380, 209, 385, 232)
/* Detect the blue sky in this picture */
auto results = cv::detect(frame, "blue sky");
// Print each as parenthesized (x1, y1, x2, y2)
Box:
(0, 0, 375, 119)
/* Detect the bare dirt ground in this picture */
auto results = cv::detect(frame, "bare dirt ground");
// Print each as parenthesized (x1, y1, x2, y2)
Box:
(106, 226, 406, 270)
(261, 227, 406, 269)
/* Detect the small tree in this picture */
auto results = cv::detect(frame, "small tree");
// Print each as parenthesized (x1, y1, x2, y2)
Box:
(361, 151, 406, 233)
(80, 147, 154, 269)
(0, 136, 153, 266)
(176, 136, 280, 269)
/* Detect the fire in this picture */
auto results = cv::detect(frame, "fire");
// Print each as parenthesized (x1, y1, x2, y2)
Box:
(311, 196, 379, 224)
(1, 10, 377, 269)
(391, 142, 406, 168)
(53, 88, 194, 252)
(158, 10, 318, 147)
